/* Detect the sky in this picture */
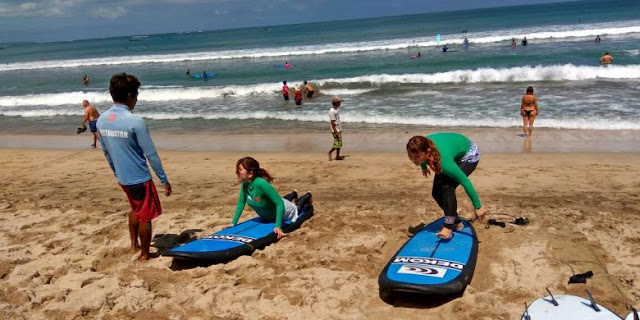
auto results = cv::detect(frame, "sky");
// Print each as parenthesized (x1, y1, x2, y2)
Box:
(0, 0, 578, 43)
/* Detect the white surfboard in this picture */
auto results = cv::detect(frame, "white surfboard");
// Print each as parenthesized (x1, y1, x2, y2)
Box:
(522, 294, 621, 320)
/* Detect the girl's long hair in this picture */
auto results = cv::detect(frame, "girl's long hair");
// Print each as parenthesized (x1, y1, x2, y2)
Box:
(406, 136, 442, 175)
(236, 157, 273, 182)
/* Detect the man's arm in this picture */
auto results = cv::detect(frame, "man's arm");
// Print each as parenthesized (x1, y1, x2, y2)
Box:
(81, 108, 90, 125)
(135, 120, 168, 185)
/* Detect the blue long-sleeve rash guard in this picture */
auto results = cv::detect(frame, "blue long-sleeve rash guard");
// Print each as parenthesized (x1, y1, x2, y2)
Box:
(97, 104, 168, 186)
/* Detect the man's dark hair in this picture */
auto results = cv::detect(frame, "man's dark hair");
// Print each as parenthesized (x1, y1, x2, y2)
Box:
(109, 73, 141, 103)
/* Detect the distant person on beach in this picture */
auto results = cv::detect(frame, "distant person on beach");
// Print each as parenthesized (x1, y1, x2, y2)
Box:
(282, 81, 290, 101)
(284, 61, 291, 70)
(520, 86, 539, 138)
(406, 133, 485, 240)
(594, 35, 601, 43)
(521, 37, 528, 46)
(97, 72, 172, 261)
(82, 74, 90, 85)
(328, 96, 344, 161)
(232, 157, 312, 240)
(511, 38, 517, 48)
(600, 52, 613, 65)
(294, 85, 303, 105)
(186, 69, 191, 76)
(80, 100, 100, 148)
(303, 80, 315, 98)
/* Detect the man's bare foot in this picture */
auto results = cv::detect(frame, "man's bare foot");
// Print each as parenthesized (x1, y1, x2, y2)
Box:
(91, 144, 97, 148)
(138, 255, 150, 262)
(130, 244, 141, 253)
(335, 156, 345, 160)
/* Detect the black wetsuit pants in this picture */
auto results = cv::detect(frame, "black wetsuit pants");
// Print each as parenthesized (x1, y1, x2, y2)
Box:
(283, 191, 312, 212)
(432, 161, 478, 230)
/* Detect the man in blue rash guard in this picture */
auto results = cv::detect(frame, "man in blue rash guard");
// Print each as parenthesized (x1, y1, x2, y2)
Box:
(97, 73, 172, 261)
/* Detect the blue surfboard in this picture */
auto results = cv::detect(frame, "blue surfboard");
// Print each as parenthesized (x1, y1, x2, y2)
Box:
(378, 217, 478, 297)
(162, 204, 313, 263)
(190, 72, 217, 79)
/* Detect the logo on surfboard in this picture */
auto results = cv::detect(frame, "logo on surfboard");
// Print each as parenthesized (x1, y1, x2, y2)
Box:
(398, 265, 447, 278)
(203, 234, 255, 243)
(393, 257, 465, 271)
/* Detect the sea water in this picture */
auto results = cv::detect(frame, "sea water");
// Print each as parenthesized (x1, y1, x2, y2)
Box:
(0, 0, 639, 135)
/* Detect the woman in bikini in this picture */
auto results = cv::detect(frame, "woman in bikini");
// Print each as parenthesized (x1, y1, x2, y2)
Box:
(520, 86, 539, 138)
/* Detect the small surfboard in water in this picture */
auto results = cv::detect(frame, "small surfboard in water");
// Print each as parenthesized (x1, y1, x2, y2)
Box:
(378, 217, 478, 299)
(522, 291, 622, 320)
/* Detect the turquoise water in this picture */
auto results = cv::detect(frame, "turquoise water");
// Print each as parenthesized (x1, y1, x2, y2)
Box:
(0, 0, 639, 134)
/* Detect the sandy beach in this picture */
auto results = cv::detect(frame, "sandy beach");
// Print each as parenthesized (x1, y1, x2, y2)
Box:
(0, 144, 638, 319)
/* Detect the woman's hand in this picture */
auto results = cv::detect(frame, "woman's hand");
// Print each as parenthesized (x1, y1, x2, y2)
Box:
(473, 207, 486, 222)
(273, 227, 285, 239)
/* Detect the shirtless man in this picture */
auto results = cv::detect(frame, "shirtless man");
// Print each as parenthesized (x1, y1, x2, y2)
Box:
(81, 100, 100, 148)
(520, 86, 539, 138)
(303, 80, 315, 98)
(600, 52, 613, 65)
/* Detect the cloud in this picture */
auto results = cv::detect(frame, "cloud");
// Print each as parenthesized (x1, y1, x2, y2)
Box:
(0, 1, 74, 17)
(90, 5, 127, 19)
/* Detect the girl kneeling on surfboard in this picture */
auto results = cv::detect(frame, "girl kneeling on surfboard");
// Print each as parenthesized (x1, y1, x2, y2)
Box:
(233, 157, 312, 239)
(406, 133, 486, 239)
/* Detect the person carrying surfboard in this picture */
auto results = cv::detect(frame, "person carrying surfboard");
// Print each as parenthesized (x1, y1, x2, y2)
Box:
(406, 133, 486, 239)
(232, 157, 312, 240)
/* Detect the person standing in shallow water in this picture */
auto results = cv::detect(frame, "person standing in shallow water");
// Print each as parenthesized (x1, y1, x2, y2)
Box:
(520, 86, 539, 138)
(406, 133, 486, 240)
(97, 73, 172, 261)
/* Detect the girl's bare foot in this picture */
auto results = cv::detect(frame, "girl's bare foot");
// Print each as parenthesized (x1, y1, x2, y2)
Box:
(436, 223, 463, 239)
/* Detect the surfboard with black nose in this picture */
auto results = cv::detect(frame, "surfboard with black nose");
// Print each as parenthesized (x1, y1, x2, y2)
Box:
(378, 217, 478, 298)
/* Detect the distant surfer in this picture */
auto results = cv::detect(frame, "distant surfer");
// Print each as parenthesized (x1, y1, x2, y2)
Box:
(520, 86, 539, 138)
(511, 38, 517, 48)
(294, 85, 303, 105)
(80, 100, 100, 148)
(521, 37, 528, 46)
(463, 37, 469, 46)
(202, 71, 208, 81)
(186, 69, 191, 76)
(594, 35, 601, 43)
(82, 74, 90, 85)
(442, 45, 449, 52)
(282, 80, 290, 101)
(600, 52, 613, 65)
(303, 81, 315, 98)
(406, 133, 486, 240)
(232, 157, 312, 240)
(284, 61, 291, 70)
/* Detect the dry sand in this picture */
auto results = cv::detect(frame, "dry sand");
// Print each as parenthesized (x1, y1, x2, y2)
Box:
(0, 148, 638, 319)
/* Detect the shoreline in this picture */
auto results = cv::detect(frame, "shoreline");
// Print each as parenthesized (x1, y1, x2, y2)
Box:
(1, 126, 639, 153)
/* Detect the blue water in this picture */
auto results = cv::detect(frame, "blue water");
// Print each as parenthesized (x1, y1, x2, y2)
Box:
(0, 0, 639, 134)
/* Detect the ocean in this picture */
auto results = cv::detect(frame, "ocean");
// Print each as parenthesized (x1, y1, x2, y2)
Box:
(0, 0, 639, 137)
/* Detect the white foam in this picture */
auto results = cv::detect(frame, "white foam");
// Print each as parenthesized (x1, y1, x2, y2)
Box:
(2, 108, 638, 130)
(1, 20, 639, 72)
(1, 64, 638, 107)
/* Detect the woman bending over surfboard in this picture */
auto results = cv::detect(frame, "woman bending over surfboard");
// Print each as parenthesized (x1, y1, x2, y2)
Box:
(406, 133, 486, 240)
(233, 157, 312, 239)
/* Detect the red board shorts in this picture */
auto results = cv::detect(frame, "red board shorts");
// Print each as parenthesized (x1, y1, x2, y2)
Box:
(120, 180, 162, 223)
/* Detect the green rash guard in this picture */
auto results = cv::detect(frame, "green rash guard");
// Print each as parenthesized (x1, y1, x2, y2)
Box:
(420, 133, 482, 209)
(232, 177, 285, 228)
